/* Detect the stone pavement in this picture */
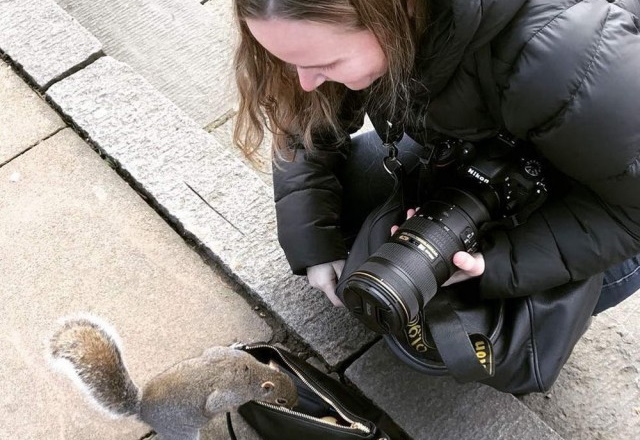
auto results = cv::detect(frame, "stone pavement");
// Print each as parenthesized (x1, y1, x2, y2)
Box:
(0, 59, 273, 438)
(1, 0, 638, 439)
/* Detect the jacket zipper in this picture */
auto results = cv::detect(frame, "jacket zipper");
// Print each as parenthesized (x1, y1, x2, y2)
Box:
(235, 343, 371, 435)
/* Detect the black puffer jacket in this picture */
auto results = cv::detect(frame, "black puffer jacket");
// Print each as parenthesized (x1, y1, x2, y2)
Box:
(273, 0, 640, 300)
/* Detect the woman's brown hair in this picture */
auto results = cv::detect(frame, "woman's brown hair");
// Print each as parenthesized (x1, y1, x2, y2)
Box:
(233, 0, 427, 160)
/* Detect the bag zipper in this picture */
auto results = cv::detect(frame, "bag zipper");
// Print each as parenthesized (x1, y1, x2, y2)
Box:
(234, 343, 371, 435)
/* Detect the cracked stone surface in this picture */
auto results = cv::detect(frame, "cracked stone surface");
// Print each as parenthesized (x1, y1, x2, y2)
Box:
(519, 292, 640, 439)
(0, 0, 102, 88)
(0, 60, 65, 164)
(346, 342, 563, 440)
(55, 0, 237, 127)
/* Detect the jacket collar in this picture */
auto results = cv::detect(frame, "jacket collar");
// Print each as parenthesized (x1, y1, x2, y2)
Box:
(414, 0, 526, 98)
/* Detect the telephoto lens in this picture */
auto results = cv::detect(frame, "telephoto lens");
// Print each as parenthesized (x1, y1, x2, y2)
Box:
(340, 187, 494, 334)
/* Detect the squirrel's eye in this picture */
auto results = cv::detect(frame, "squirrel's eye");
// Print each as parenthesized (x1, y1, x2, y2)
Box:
(261, 381, 275, 391)
(276, 398, 288, 406)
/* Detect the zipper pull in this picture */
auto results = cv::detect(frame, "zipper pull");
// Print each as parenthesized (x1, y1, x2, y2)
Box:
(351, 421, 370, 432)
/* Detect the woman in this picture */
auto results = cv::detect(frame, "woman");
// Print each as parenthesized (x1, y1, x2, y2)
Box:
(232, 0, 640, 317)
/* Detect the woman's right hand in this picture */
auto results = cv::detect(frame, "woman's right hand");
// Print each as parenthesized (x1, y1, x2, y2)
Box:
(307, 260, 346, 307)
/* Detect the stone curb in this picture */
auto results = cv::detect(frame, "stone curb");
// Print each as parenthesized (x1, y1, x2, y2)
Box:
(54, 0, 237, 127)
(0, 0, 102, 89)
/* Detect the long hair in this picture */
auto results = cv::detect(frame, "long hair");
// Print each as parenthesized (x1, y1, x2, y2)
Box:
(233, 0, 427, 160)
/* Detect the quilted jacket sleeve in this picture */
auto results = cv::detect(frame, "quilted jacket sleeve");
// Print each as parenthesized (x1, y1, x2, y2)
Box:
(273, 91, 366, 275)
(479, 0, 640, 298)
(273, 143, 350, 275)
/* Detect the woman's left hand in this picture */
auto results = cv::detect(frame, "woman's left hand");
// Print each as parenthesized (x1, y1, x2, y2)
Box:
(441, 251, 485, 286)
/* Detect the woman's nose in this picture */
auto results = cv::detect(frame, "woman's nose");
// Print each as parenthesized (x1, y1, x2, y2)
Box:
(296, 67, 326, 92)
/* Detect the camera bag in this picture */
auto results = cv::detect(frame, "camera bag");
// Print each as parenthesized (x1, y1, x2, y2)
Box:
(226, 343, 392, 440)
(336, 134, 602, 394)
(383, 275, 601, 394)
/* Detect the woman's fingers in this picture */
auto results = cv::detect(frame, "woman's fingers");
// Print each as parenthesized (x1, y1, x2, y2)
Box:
(452, 252, 485, 276)
(391, 208, 418, 235)
(442, 252, 485, 286)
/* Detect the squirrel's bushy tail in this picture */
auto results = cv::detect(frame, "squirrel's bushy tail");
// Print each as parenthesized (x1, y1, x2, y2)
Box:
(49, 316, 141, 417)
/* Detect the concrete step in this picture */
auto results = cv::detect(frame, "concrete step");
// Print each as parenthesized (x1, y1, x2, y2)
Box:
(519, 293, 640, 439)
(54, 0, 237, 129)
(346, 342, 563, 440)
(54, 0, 275, 186)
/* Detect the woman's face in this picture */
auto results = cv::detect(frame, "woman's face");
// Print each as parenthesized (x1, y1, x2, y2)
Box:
(246, 18, 388, 92)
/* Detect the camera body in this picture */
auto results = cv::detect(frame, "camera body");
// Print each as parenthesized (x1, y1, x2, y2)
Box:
(339, 134, 548, 334)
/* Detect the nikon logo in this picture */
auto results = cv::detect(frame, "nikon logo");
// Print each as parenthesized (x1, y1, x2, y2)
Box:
(470, 334, 494, 376)
(404, 314, 433, 353)
(466, 167, 490, 184)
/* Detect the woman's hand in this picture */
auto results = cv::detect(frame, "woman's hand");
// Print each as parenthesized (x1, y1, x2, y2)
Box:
(307, 260, 346, 307)
(442, 251, 485, 286)
(391, 209, 485, 286)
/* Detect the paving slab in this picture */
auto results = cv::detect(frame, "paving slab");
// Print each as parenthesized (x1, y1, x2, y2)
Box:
(55, 0, 237, 127)
(0, 60, 65, 164)
(346, 342, 562, 440)
(0, 0, 102, 89)
(0, 118, 273, 438)
(520, 292, 640, 439)
(45, 56, 375, 367)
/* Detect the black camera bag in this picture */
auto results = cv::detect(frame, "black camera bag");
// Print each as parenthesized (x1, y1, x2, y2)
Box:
(227, 343, 392, 440)
(336, 144, 601, 394)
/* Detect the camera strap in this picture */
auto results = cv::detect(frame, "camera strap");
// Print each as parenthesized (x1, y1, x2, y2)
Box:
(368, 110, 438, 207)
(336, 115, 410, 291)
(424, 295, 494, 381)
(369, 111, 404, 147)
(369, 113, 406, 208)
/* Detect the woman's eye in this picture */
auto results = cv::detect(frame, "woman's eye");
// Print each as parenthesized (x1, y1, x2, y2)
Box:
(319, 63, 336, 72)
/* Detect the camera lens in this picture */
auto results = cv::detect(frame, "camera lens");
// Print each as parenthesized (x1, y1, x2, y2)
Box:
(340, 187, 492, 334)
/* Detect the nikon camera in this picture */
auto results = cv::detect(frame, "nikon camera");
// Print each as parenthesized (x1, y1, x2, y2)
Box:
(338, 134, 548, 334)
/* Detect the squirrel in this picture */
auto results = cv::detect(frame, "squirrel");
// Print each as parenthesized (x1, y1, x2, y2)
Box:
(48, 315, 298, 440)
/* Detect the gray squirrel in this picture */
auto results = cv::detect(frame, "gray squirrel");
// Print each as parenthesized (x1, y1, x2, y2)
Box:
(48, 315, 298, 440)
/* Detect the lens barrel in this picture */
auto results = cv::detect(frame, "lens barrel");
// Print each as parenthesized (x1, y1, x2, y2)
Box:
(341, 187, 492, 334)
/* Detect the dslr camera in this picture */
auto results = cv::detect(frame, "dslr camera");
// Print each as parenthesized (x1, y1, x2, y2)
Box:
(339, 133, 548, 334)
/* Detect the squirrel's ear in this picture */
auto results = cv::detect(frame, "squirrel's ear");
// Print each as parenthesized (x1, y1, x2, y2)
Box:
(267, 360, 280, 371)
